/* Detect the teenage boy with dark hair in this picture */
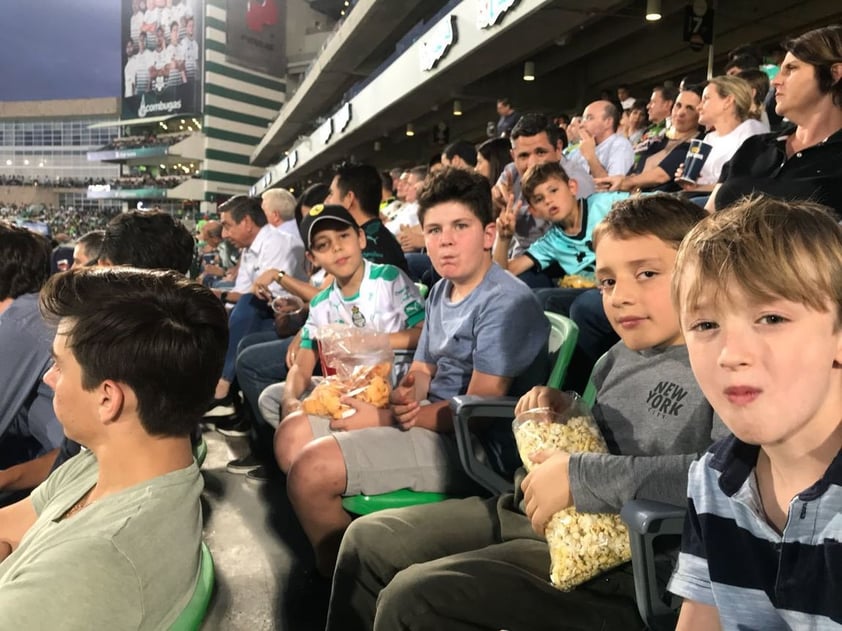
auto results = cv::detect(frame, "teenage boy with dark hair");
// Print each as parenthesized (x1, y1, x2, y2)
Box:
(0, 268, 228, 628)
(0, 224, 62, 497)
(282, 169, 548, 577)
(72, 230, 105, 268)
(325, 194, 727, 631)
(442, 140, 478, 169)
(669, 197, 842, 629)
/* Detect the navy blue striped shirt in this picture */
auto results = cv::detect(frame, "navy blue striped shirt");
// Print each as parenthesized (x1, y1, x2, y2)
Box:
(669, 435, 842, 629)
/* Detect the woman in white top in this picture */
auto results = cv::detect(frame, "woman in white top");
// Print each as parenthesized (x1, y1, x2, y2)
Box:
(679, 75, 767, 193)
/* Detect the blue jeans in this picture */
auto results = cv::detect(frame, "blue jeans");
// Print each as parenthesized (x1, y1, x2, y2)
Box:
(223, 295, 276, 382)
(235, 333, 293, 424)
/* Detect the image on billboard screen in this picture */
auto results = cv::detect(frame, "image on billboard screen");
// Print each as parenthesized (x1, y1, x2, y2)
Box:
(121, 0, 203, 119)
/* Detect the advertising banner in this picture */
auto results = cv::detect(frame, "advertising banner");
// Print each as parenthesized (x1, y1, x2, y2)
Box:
(121, 0, 203, 119)
(226, 0, 286, 77)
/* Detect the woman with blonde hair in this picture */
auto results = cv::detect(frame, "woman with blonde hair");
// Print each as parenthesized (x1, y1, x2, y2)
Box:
(678, 75, 767, 193)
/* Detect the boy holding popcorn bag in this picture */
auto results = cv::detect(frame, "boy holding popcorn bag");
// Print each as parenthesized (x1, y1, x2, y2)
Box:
(325, 194, 728, 631)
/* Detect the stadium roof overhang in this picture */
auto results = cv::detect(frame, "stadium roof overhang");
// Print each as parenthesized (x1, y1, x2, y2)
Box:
(87, 114, 193, 129)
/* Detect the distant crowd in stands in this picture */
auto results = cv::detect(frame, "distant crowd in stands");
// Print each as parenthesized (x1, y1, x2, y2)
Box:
(99, 132, 191, 152)
(0, 205, 121, 239)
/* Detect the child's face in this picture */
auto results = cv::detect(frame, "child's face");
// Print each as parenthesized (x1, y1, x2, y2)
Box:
(596, 233, 682, 350)
(680, 281, 842, 446)
(423, 201, 495, 287)
(527, 177, 580, 225)
(307, 226, 366, 280)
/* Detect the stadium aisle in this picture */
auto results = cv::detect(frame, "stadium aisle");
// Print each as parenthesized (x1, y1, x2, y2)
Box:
(200, 430, 330, 630)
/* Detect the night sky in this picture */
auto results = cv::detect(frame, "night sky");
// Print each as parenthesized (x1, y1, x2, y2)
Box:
(1, 0, 121, 101)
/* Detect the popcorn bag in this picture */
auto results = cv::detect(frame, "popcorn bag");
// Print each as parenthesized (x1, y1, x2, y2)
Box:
(301, 324, 393, 420)
(513, 398, 632, 591)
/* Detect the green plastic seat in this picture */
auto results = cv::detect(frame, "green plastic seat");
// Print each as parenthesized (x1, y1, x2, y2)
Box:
(192, 437, 208, 468)
(544, 312, 579, 390)
(341, 489, 449, 516)
(169, 542, 214, 631)
(341, 312, 580, 516)
(415, 282, 429, 299)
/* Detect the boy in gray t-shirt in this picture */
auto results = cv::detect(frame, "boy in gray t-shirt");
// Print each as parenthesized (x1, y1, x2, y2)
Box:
(325, 194, 727, 631)
(283, 168, 549, 578)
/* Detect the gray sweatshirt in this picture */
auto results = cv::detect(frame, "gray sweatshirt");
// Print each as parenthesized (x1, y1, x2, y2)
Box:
(568, 342, 729, 514)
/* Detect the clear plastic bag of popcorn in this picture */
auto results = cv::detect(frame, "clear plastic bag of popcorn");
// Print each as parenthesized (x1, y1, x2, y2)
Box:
(512, 398, 631, 591)
(301, 324, 394, 420)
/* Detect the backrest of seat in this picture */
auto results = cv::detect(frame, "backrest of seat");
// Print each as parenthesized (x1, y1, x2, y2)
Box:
(168, 542, 214, 631)
(544, 312, 579, 390)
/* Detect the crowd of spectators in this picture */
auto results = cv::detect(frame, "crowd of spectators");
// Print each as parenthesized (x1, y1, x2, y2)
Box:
(98, 132, 191, 152)
(0, 204, 121, 239)
(1, 23, 841, 631)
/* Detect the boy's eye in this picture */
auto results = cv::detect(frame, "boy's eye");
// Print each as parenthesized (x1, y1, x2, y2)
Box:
(636, 270, 658, 280)
(425, 227, 440, 235)
(455, 222, 469, 230)
(597, 278, 615, 292)
(758, 314, 788, 325)
(690, 321, 718, 332)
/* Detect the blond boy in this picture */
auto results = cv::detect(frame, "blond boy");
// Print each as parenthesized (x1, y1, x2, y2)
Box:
(669, 197, 842, 629)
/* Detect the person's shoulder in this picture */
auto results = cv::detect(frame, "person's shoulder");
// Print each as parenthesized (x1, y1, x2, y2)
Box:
(309, 283, 334, 309)
(366, 261, 402, 283)
(587, 191, 629, 216)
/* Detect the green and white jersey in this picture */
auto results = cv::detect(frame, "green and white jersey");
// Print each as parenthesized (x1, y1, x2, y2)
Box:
(300, 260, 425, 350)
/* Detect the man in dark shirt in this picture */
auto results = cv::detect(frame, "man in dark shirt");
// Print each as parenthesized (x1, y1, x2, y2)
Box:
(325, 163, 409, 273)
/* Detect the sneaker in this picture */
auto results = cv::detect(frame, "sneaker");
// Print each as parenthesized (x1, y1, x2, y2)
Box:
(204, 394, 236, 418)
(246, 465, 271, 484)
(215, 414, 251, 437)
(226, 453, 261, 474)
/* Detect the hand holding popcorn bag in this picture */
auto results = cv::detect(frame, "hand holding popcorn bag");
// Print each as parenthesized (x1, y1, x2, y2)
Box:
(513, 397, 632, 591)
(301, 324, 394, 420)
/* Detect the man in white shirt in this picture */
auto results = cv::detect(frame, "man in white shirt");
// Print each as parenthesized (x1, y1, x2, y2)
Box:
(179, 16, 199, 81)
(123, 40, 140, 98)
(567, 100, 634, 178)
(212, 196, 307, 406)
(261, 188, 302, 246)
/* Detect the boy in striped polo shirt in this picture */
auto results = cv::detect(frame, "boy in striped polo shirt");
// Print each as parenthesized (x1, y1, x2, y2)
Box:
(669, 196, 842, 629)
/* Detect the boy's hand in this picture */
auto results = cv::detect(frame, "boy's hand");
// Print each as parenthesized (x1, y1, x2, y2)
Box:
(521, 450, 573, 536)
(281, 398, 303, 420)
(390, 373, 421, 430)
(514, 386, 571, 416)
(330, 398, 389, 431)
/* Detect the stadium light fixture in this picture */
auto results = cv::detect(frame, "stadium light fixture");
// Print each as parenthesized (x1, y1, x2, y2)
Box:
(405, 123, 415, 137)
(453, 100, 463, 116)
(646, 0, 662, 21)
(523, 61, 535, 81)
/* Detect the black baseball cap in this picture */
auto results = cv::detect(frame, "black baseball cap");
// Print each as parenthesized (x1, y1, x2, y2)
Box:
(298, 203, 360, 249)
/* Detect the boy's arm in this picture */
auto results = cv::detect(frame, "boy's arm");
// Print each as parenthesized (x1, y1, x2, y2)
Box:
(280, 348, 317, 418)
(387, 322, 423, 351)
(396, 369, 513, 433)
(675, 601, 722, 631)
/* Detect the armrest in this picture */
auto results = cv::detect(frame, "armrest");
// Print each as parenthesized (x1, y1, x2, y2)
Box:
(620, 499, 686, 631)
(449, 395, 518, 496)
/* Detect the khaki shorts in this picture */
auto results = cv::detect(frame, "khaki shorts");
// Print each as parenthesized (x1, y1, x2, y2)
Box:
(307, 414, 474, 496)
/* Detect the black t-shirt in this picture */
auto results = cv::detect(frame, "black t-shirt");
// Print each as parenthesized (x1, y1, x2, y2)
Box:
(361, 218, 409, 273)
(715, 124, 842, 220)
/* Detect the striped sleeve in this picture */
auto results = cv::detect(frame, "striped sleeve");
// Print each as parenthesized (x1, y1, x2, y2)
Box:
(668, 457, 717, 606)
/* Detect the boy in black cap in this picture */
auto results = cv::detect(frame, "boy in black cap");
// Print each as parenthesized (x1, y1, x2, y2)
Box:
(264, 202, 424, 442)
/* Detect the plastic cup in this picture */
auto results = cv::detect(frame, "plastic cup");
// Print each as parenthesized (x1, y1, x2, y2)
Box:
(677, 139, 712, 183)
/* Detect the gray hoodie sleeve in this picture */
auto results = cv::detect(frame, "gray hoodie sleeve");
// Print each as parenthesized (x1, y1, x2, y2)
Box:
(566, 343, 729, 514)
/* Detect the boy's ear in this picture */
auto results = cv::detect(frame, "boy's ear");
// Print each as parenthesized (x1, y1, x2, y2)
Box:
(305, 250, 316, 265)
(483, 221, 497, 250)
(831, 63, 842, 84)
(97, 379, 126, 425)
(357, 228, 367, 250)
(567, 178, 579, 197)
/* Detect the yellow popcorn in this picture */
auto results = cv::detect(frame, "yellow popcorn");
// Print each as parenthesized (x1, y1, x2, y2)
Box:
(513, 407, 632, 591)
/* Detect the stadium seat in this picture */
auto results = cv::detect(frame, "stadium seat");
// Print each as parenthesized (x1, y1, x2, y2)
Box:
(168, 542, 215, 631)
